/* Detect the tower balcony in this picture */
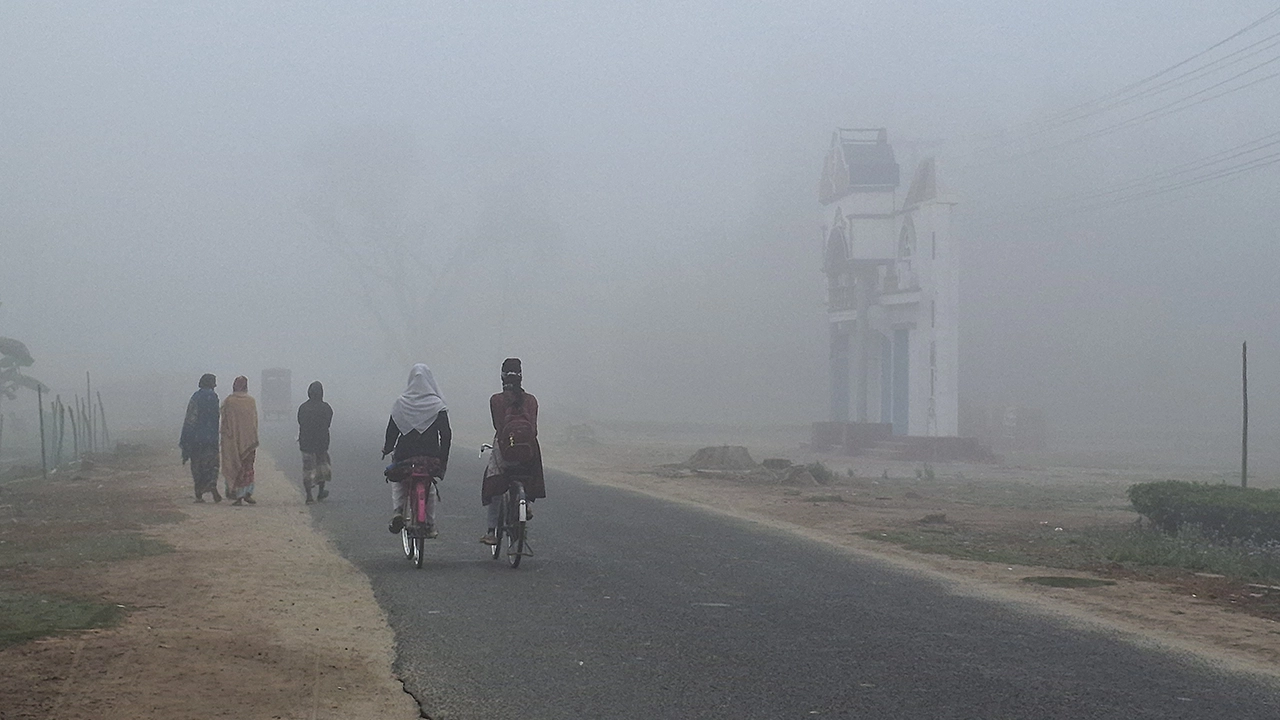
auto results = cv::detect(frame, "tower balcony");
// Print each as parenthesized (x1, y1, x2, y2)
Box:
(828, 284, 855, 312)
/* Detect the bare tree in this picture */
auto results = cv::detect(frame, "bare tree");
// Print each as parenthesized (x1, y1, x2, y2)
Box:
(301, 127, 560, 364)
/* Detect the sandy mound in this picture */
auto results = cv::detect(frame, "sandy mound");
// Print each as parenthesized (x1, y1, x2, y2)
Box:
(686, 446, 756, 470)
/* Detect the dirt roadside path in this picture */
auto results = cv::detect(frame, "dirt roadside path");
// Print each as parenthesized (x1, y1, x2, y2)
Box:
(545, 443, 1280, 681)
(0, 448, 419, 720)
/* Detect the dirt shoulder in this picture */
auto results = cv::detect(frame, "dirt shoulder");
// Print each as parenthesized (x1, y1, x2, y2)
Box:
(545, 439, 1280, 680)
(0, 448, 418, 720)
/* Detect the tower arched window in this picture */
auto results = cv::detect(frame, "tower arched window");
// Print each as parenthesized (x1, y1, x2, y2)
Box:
(824, 226, 850, 277)
(898, 216, 915, 260)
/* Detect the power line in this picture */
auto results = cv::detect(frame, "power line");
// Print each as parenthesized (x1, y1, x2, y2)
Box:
(996, 148, 1280, 224)
(1052, 130, 1280, 203)
(1108, 149, 1280, 203)
(951, 9, 1280, 225)
(985, 5, 1280, 141)
(1039, 32, 1280, 130)
(1000, 57, 1280, 160)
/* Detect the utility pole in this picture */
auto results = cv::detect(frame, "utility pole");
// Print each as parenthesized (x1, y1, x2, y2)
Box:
(1242, 341, 1248, 489)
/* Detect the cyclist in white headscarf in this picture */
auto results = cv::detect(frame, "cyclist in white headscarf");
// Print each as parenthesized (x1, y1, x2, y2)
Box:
(382, 363, 452, 537)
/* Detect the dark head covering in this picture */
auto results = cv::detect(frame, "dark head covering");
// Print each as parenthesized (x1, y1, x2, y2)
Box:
(298, 380, 333, 453)
(501, 358, 522, 387)
(182, 377, 220, 453)
(233, 376, 248, 393)
(501, 358, 524, 407)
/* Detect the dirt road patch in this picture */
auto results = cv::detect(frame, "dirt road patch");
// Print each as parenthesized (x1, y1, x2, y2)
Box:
(0, 448, 418, 720)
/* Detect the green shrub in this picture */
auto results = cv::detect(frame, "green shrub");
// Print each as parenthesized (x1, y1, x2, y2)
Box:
(1128, 480, 1280, 544)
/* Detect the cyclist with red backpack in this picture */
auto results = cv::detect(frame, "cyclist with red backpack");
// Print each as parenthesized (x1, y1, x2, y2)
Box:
(480, 358, 546, 545)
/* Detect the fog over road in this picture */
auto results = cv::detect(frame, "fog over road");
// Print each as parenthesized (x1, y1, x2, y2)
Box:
(268, 425, 1278, 719)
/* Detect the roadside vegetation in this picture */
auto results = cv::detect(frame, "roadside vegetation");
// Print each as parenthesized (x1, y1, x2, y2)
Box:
(795, 468, 1280, 619)
(0, 449, 178, 646)
(863, 523, 1280, 583)
(1128, 480, 1280, 543)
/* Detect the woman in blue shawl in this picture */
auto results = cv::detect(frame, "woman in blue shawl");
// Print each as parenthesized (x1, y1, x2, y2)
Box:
(180, 373, 222, 503)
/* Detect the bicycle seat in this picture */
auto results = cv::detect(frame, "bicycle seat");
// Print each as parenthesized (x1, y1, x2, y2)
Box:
(384, 455, 441, 480)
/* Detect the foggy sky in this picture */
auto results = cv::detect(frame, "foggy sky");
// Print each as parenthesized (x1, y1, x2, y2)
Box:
(2, 1, 1277, 467)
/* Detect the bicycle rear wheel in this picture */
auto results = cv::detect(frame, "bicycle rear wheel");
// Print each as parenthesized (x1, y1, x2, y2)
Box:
(507, 521, 525, 568)
(414, 535, 425, 569)
(400, 490, 414, 561)
(491, 496, 505, 560)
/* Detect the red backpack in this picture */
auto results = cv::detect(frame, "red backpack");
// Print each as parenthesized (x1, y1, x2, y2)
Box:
(501, 404, 536, 464)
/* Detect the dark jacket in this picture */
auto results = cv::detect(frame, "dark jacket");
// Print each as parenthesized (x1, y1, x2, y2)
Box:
(383, 410, 452, 473)
(297, 381, 333, 454)
(179, 387, 220, 459)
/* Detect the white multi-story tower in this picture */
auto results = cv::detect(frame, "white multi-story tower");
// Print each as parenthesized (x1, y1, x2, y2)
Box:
(819, 129, 957, 436)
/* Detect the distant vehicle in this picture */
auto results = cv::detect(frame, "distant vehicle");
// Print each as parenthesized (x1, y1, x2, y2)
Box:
(260, 368, 292, 421)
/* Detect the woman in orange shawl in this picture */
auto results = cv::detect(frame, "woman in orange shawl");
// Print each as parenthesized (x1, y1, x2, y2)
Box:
(221, 376, 260, 506)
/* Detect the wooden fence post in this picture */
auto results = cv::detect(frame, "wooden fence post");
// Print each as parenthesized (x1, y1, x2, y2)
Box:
(97, 390, 110, 450)
(54, 397, 63, 466)
(69, 400, 79, 459)
(86, 372, 94, 453)
(38, 384, 47, 479)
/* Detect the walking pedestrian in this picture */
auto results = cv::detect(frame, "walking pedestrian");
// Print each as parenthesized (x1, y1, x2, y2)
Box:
(221, 375, 259, 506)
(297, 380, 333, 504)
(179, 373, 221, 503)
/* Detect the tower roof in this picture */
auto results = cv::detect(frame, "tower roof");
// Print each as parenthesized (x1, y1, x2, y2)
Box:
(903, 156, 938, 207)
(819, 128, 900, 204)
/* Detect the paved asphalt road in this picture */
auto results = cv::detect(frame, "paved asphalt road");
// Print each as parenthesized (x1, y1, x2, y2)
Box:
(268, 425, 1279, 719)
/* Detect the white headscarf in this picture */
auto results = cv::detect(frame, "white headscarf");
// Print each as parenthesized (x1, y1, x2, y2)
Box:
(391, 363, 447, 434)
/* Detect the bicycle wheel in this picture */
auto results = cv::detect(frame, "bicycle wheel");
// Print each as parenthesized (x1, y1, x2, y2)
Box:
(507, 521, 525, 568)
(491, 496, 505, 561)
(414, 535, 425, 569)
(400, 496, 414, 561)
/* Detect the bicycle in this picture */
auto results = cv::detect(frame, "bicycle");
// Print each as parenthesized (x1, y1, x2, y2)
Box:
(386, 456, 439, 570)
(480, 444, 533, 568)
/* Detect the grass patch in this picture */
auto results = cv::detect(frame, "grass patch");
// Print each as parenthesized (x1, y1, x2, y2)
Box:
(841, 475, 1130, 513)
(1021, 576, 1117, 588)
(805, 494, 845, 503)
(863, 524, 1280, 584)
(861, 528, 1049, 566)
(1096, 526, 1280, 581)
(0, 589, 122, 648)
(0, 534, 173, 568)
